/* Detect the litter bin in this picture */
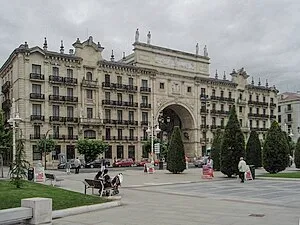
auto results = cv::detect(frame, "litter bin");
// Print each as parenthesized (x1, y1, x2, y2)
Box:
(28, 167, 34, 181)
(249, 165, 255, 180)
(158, 161, 164, 170)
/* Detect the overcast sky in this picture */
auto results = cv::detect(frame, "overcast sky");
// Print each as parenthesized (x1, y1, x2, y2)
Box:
(1, 0, 299, 92)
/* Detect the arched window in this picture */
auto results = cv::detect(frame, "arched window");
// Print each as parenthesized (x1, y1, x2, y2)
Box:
(86, 72, 93, 81)
(84, 130, 96, 139)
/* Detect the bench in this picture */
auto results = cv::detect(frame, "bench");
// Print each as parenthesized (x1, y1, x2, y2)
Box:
(83, 179, 114, 197)
(45, 173, 64, 186)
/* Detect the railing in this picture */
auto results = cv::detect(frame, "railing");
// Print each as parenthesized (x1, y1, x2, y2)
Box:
(66, 117, 79, 123)
(140, 87, 151, 92)
(65, 96, 78, 102)
(270, 115, 276, 119)
(30, 134, 46, 139)
(49, 116, 66, 122)
(141, 121, 148, 126)
(140, 103, 151, 108)
(49, 75, 64, 83)
(248, 100, 269, 106)
(102, 136, 138, 141)
(1, 81, 10, 93)
(200, 125, 209, 129)
(64, 77, 78, 85)
(200, 108, 208, 114)
(49, 95, 65, 101)
(80, 118, 102, 124)
(30, 115, 45, 121)
(102, 100, 138, 107)
(248, 113, 269, 118)
(29, 73, 44, 80)
(270, 103, 276, 108)
(30, 93, 45, 100)
(82, 78, 98, 88)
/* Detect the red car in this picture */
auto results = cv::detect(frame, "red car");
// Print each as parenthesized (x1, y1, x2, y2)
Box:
(136, 158, 149, 167)
(113, 158, 134, 167)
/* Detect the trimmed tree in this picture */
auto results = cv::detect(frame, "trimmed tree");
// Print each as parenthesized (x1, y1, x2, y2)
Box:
(210, 129, 223, 171)
(76, 139, 108, 163)
(36, 137, 56, 169)
(263, 121, 289, 173)
(220, 107, 245, 177)
(294, 137, 300, 168)
(245, 130, 262, 168)
(167, 126, 186, 174)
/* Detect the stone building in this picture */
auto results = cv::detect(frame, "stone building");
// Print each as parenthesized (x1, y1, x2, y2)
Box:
(0, 33, 278, 165)
(278, 92, 300, 142)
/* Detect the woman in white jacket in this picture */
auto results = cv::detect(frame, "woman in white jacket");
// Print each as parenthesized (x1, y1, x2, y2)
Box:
(238, 157, 247, 183)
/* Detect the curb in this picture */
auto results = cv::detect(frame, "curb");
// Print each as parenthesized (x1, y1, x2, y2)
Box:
(52, 199, 121, 219)
(256, 177, 300, 181)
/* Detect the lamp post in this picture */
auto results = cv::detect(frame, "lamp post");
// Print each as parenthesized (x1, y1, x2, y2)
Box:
(7, 98, 22, 164)
(44, 129, 52, 170)
(146, 114, 161, 164)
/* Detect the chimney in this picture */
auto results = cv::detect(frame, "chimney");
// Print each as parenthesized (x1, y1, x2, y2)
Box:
(69, 49, 74, 54)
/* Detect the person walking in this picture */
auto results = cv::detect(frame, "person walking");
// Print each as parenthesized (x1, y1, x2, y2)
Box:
(74, 157, 81, 174)
(206, 156, 214, 177)
(238, 157, 247, 183)
(66, 160, 71, 175)
(100, 157, 106, 172)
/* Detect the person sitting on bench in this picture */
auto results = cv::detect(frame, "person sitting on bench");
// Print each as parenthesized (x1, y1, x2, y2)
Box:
(102, 169, 112, 188)
(94, 171, 103, 180)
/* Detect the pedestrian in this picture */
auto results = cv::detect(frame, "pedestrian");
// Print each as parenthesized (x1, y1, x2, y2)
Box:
(206, 156, 214, 177)
(74, 157, 81, 174)
(100, 157, 106, 172)
(238, 157, 247, 183)
(66, 160, 71, 175)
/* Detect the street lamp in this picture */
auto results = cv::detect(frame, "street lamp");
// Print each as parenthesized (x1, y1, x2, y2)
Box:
(44, 129, 52, 170)
(7, 98, 22, 164)
(146, 114, 161, 164)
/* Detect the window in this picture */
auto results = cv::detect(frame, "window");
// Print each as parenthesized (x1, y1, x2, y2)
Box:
(118, 129, 122, 139)
(117, 76, 122, 84)
(229, 105, 232, 110)
(278, 106, 281, 113)
(239, 119, 242, 126)
(249, 94, 252, 101)
(263, 121, 266, 128)
(52, 67, 59, 76)
(128, 77, 133, 86)
(105, 146, 112, 159)
(142, 96, 148, 104)
(287, 104, 292, 110)
(256, 108, 259, 114)
(288, 114, 292, 122)
(129, 94, 133, 104)
(129, 129, 134, 139)
(117, 146, 124, 159)
(129, 111, 134, 121)
(263, 109, 266, 115)
(53, 105, 59, 117)
(201, 116, 206, 125)
(142, 112, 148, 122)
(249, 107, 252, 114)
(53, 86, 59, 95)
(278, 115, 281, 123)
(105, 74, 110, 83)
(106, 128, 111, 140)
(212, 117, 216, 126)
(239, 93, 242, 100)
(67, 106, 74, 118)
(212, 89, 215, 96)
(32, 104, 41, 115)
(32, 64, 41, 74)
(239, 106, 242, 113)
(187, 87, 191, 92)
(221, 118, 224, 127)
(68, 127, 73, 138)
(142, 80, 148, 87)
(256, 95, 259, 101)
(86, 72, 93, 80)
(33, 145, 42, 160)
(32, 84, 41, 93)
(201, 88, 206, 95)
(271, 109, 274, 115)
(53, 125, 60, 138)
(212, 103, 216, 110)
(86, 90, 93, 99)
(67, 88, 73, 97)
(228, 92, 232, 99)
(263, 96, 266, 102)
(271, 98, 274, 103)
(160, 82, 164, 89)
(220, 90, 224, 98)
(117, 110, 123, 121)
(67, 69, 73, 78)
(34, 125, 40, 137)
(249, 120, 253, 128)
(87, 108, 93, 119)
(221, 104, 224, 111)
(84, 130, 96, 139)
(256, 120, 259, 128)
(105, 109, 111, 120)
(105, 92, 110, 100)
(117, 93, 122, 102)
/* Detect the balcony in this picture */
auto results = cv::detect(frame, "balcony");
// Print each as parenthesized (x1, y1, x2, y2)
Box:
(30, 115, 45, 121)
(248, 113, 269, 118)
(210, 109, 217, 114)
(102, 82, 115, 89)
(140, 87, 151, 92)
(49, 134, 65, 140)
(81, 78, 98, 88)
(200, 125, 209, 129)
(30, 93, 45, 100)
(1, 81, 10, 93)
(225, 97, 235, 102)
(200, 108, 209, 114)
(200, 94, 208, 101)
(270, 103, 276, 108)
(285, 108, 293, 113)
(217, 110, 229, 115)
(102, 100, 138, 108)
(65, 96, 78, 102)
(66, 117, 79, 123)
(210, 125, 217, 130)
(141, 121, 148, 126)
(66, 135, 78, 140)
(127, 120, 138, 126)
(237, 98, 247, 105)
(127, 85, 138, 92)
(140, 103, 151, 109)
(29, 73, 44, 81)
(49, 116, 66, 123)
(2, 99, 11, 110)
(49, 95, 65, 102)
(49, 75, 64, 84)
(80, 118, 102, 125)
(30, 134, 44, 139)
(248, 100, 269, 107)
(270, 115, 276, 119)
(64, 77, 78, 85)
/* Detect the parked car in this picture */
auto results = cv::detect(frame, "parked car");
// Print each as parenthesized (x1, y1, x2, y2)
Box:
(113, 158, 134, 167)
(136, 158, 149, 167)
(85, 159, 110, 168)
(58, 159, 85, 169)
(193, 156, 208, 168)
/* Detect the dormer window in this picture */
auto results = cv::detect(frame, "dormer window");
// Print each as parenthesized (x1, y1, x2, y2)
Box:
(86, 72, 93, 81)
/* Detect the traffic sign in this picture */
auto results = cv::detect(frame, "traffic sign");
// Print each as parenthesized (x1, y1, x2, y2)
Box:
(154, 143, 160, 154)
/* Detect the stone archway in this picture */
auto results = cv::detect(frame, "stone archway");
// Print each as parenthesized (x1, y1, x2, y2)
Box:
(156, 103, 196, 157)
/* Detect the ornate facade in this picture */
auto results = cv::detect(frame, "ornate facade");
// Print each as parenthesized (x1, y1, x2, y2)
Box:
(0, 34, 278, 165)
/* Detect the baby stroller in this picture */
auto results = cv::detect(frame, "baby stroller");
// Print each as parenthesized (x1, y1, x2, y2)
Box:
(102, 173, 123, 196)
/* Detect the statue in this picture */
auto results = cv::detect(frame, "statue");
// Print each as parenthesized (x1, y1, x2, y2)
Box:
(204, 45, 208, 57)
(147, 31, 151, 44)
(135, 28, 139, 43)
(196, 43, 199, 55)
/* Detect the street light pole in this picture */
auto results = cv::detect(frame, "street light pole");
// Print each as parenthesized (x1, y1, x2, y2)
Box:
(146, 114, 161, 165)
(44, 129, 52, 170)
